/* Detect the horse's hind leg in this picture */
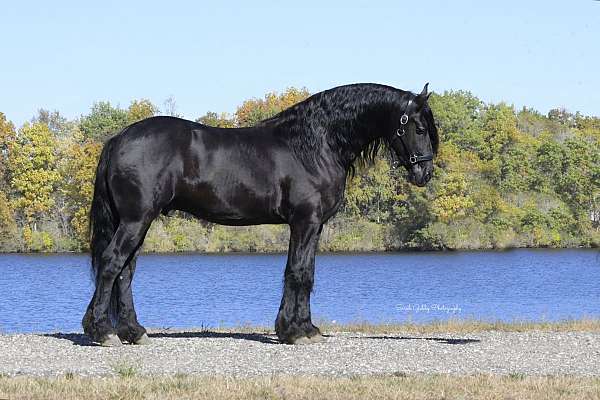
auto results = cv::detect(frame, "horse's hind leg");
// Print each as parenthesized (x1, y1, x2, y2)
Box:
(115, 251, 150, 344)
(84, 220, 151, 346)
(275, 219, 324, 344)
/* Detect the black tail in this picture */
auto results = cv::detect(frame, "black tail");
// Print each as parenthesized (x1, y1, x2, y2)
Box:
(88, 137, 119, 323)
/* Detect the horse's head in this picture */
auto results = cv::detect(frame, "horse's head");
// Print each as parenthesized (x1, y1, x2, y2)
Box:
(388, 83, 438, 187)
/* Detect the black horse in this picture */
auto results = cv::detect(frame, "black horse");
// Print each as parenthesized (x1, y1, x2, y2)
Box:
(82, 83, 439, 346)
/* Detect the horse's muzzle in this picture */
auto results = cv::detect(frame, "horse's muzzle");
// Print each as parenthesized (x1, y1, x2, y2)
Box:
(408, 162, 433, 187)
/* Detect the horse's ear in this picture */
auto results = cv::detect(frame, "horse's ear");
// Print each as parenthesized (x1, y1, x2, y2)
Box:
(415, 83, 430, 108)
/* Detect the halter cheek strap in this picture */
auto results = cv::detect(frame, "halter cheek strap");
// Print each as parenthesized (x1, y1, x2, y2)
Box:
(390, 107, 434, 166)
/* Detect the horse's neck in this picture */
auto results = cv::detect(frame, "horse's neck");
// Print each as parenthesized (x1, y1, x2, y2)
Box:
(273, 86, 403, 169)
(327, 109, 391, 168)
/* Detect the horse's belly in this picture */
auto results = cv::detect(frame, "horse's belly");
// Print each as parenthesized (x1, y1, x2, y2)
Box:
(172, 181, 284, 225)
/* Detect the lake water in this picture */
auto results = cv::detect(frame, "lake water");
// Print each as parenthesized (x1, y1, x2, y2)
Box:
(0, 249, 599, 333)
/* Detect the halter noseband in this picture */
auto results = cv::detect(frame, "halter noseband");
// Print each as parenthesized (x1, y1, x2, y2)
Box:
(389, 105, 434, 167)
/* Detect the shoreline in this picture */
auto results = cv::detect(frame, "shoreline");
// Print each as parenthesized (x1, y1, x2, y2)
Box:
(4, 318, 600, 337)
(0, 246, 597, 256)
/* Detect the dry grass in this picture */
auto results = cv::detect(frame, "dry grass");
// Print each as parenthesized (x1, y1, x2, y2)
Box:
(177, 317, 600, 336)
(316, 317, 600, 334)
(1, 374, 599, 400)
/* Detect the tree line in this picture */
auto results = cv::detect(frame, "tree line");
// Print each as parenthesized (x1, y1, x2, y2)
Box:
(0, 87, 598, 253)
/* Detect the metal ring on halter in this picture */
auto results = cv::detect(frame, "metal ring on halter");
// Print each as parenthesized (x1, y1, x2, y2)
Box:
(396, 128, 405, 137)
(400, 114, 409, 125)
(409, 155, 418, 164)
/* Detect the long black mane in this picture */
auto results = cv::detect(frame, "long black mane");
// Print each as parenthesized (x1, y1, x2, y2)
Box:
(257, 83, 438, 172)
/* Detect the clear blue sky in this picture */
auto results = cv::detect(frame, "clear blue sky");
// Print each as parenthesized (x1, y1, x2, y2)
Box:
(1, 0, 598, 126)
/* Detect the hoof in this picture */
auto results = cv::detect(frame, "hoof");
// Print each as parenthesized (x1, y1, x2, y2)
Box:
(309, 333, 327, 343)
(291, 336, 312, 345)
(133, 333, 151, 345)
(287, 334, 326, 345)
(100, 334, 123, 347)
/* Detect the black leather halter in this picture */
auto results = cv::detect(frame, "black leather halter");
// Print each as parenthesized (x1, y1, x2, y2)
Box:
(389, 108, 434, 167)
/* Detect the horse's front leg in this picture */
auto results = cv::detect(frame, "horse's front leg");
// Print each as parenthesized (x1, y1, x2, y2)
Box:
(276, 220, 325, 344)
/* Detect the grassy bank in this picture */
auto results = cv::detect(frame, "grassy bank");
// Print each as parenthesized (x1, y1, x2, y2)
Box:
(1, 374, 599, 400)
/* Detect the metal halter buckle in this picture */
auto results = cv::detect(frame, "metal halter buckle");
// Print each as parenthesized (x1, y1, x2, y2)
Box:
(409, 154, 418, 164)
(396, 128, 405, 137)
(400, 114, 409, 125)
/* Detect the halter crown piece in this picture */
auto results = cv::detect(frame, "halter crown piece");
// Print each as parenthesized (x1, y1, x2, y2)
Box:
(391, 102, 434, 166)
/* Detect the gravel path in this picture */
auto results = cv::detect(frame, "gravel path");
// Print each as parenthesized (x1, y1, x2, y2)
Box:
(1, 330, 599, 377)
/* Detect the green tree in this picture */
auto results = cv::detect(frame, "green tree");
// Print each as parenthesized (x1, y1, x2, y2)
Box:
(430, 171, 475, 223)
(31, 109, 76, 138)
(557, 135, 599, 218)
(127, 99, 159, 124)
(499, 139, 538, 192)
(428, 90, 483, 143)
(0, 113, 16, 191)
(344, 158, 398, 223)
(6, 122, 60, 228)
(517, 107, 547, 137)
(80, 101, 128, 142)
(575, 113, 600, 131)
(235, 87, 310, 127)
(0, 190, 18, 250)
(0, 114, 19, 250)
(60, 140, 102, 247)
(196, 111, 236, 128)
(478, 103, 518, 160)
(548, 107, 576, 128)
(535, 134, 564, 187)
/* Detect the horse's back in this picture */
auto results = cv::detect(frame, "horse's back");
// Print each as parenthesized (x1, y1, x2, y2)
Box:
(174, 124, 300, 224)
(105, 116, 298, 224)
